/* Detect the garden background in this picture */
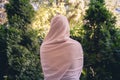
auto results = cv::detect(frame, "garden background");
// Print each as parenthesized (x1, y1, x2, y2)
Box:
(0, 0, 120, 80)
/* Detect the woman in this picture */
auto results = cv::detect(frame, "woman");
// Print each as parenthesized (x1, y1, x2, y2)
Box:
(40, 14, 83, 80)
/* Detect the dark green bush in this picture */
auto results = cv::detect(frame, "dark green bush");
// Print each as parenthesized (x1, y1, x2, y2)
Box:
(0, 0, 44, 79)
(79, 0, 120, 80)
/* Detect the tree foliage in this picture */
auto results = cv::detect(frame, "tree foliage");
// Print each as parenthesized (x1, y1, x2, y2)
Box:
(81, 0, 120, 80)
(0, 26, 9, 80)
(6, 28, 42, 80)
(31, 0, 85, 38)
(6, 0, 34, 30)
(1, 0, 43, 79)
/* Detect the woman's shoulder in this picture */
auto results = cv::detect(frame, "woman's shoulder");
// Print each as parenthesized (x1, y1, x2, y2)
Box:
(67, 39, 83, 56)
(65, 39, 83, 51)
(69, 39, 82, 46)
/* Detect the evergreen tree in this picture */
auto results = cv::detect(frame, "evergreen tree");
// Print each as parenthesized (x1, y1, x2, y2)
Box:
(0, 25, 9, 80)
(4, 0, 43, 79)
(6, 0, 34, 30)
(82, 0, 120, 80)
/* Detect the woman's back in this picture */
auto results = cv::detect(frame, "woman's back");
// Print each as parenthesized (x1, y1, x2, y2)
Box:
(40, 15, 83, 80)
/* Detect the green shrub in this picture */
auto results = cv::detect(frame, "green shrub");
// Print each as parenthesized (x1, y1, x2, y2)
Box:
(2, 0, 44, 79)
(79, 0, 120, 80)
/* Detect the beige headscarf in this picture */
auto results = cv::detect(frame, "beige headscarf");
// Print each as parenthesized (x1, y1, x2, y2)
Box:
(40, 15, 83, 80)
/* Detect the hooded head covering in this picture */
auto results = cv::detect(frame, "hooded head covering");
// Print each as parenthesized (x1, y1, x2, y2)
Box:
(43, 15, 70, 44)
(40, 15, 83, 80)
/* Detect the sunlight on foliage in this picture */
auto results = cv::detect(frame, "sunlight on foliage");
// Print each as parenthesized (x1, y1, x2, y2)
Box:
(31, 0, 85, 38)
(31, 3, 66, 37)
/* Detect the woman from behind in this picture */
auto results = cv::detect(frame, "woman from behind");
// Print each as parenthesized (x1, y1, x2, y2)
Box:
(40, 14, 83, 80)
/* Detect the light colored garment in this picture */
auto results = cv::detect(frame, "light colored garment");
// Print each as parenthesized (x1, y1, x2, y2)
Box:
(40, 15, 83, 80)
